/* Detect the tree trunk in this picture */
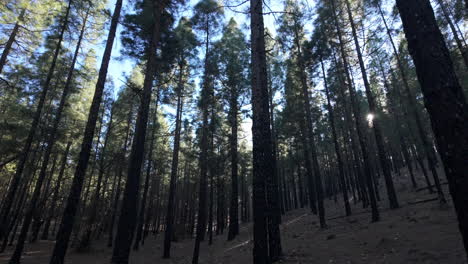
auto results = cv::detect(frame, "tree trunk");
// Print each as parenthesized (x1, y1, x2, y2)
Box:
(0, 1, 71, 240)
(396, 0, 468, 257)
(192, 17, 212, 264)
(163, 65, 185, 257)
(42, 141, 72, 241)
(250, 0, 282, 262)
(331, 0, 379, 221)
(48, 0, 123, 262)
(9, 7, 87, 264)
(344, 0, 399, 209)
(78, 101, 115, 251)
(0, 9, 24, 74)
(293, 17, 326, 228)
(436, 0, 468, 68)
(321, 59, 351, 216)
(378, 3, 445, 202)
(227, 84, 239, 241)
(111, 1, 164, 262)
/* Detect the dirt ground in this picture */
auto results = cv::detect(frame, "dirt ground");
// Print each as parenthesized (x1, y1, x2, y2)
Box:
(0, 171, 466, 264)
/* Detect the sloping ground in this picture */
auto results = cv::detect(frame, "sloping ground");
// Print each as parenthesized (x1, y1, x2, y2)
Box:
(1, 175, 466, 264)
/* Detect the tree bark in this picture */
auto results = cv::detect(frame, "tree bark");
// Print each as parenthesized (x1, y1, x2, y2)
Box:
(0, 9, 24, 74)
(344, 0, 399, 209)
(111, 1, 164, 262)
(331, 0, 379, 221)
(396, 0, 468, 257)
(0, 1, 72, 240)
(163, 65, 185, 257)
(48, 0, 123, 262)
(321, 59, 351, 216)
(250, 0, 282, 262)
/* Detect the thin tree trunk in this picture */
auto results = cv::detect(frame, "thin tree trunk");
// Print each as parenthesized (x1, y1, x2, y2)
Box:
(111, 0, 164, 262)
(0, 9, 24, 74)
(49, 0, 123, 262)
(331, 0, 379, 221)
(42, 141, 72, 240)
(321, 59, 351, 216)
(227, 84, 239, 241)
(344, 0, 399, 209)
(378, 3, 445, 202)
(436, 0, 468, 68)
(163, 66, 185, 257)
(293, 17, 326, 228)
(78, 101, 115, 251)
(9, 8, 87, 264)
(0, 1, 72, 240)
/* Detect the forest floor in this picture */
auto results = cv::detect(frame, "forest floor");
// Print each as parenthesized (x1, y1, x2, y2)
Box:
(0, 171, 466, 264)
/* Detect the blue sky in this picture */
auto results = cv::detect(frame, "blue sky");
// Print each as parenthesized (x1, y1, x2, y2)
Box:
(99, 0, 293, 145)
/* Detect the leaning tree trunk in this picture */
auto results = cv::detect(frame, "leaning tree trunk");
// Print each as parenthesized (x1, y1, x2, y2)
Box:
(42, 141, 72, 240)
(344, 0, 399, 209)
(78, 102, 115, 251)
(331, 0, 379, 221)
(436, 0, 468, 68)
(378, 2, 446, 203)
(293, 19, 326, 227)
(49, 1, 123, 263)
(111, 1, 164, 262)
(396, 0, 468, 257)
(0, 9, 24, 75)
(0, 1, 71, 240)
(321, 59, 351, 216)
(163, 65, 184, 257)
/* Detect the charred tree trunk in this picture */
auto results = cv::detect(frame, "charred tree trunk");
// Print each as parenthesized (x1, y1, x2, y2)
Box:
(48, 0, 123, 262)
(344, 0, 399, 209)
(378, 2, 445, 202)
(0, 9, 24, 74)
(111, 1, 164, 262)
(396, 0, 468, 257)
(250, 0, 282, 262)
(9, 9, 87, 264)
(331, 0, 379, 221)
(321, 59, 351, 216)
(163, 65, 185, 257)
(0, 1, 71, 240)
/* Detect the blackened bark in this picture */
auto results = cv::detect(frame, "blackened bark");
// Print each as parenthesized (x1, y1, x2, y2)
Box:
(48, 0, 123, 262)
(42, 141, 72, 241)
(293, 17, 325, 227)
(396, 0, 468, 257)
(344, 0, 399, 209)
(331, 0, 379, 221)
(108, 105, 133, 248)
(78, 102, 115, 251)
(227, 83, 239, 241)
(111, 1, 164, 262)
(164, 66, 185, 257)
(250, 0, 282, 262)
(321, 59, 351, 216)
(0, 1, 71, 240)
(378, 3, 444, 201)
(0, 9, 24, 74)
